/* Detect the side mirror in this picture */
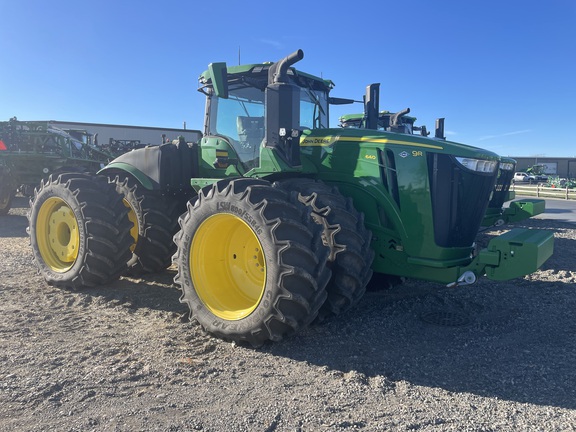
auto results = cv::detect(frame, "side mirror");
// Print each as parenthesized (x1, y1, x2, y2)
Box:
(364, 83, 380, 130)
(208, 62, 228, 99)
(328, 97, 356, 105)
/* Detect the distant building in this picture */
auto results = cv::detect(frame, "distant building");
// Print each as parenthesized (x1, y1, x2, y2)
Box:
(48, 120, 202, 147)
(510, 157, 576, 179)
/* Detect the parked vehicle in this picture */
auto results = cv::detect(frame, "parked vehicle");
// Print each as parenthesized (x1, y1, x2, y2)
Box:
(526, 164, 549, 182)
(513, 172, 536, 184)
(0, 118, 117, 214)
(27, 49, 554, 346)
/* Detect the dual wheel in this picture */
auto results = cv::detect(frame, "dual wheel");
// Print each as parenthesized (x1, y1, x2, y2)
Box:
(110, 173, 185, 275)
(173, 178, 374, 346)
(28, 172, 186, 288)
(28, 173, 134, 289)
(28, 174, 374, 346)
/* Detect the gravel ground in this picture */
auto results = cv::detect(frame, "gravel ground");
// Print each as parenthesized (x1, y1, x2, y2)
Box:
(1, 196, 575, 432)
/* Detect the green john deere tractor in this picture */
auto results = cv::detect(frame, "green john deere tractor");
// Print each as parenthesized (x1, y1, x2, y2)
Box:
(339, 108, 428, 136)
(28, 49, 554, 346)
(0, 118, 122, 215)
(481, 157, 546, 227)
(338, 112, 546, 228)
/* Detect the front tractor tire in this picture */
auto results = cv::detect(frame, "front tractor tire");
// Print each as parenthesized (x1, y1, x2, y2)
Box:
(28, 173, 133, 289)
(110, 174, 185, 275)
(173, 178, 331, 346)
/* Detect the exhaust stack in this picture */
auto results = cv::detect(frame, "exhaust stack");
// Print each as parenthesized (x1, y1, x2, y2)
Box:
(268, 49, 304, 84)
(265, 49, 305, 168)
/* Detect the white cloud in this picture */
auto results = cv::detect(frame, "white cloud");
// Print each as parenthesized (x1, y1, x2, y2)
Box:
(477, 129, 532, 142)
(258, 39, 283, 49)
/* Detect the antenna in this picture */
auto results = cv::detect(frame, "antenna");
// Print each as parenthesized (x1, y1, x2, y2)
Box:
(238, 46, 241, 65)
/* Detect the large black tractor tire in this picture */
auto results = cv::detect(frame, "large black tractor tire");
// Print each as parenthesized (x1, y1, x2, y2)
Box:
(110, 174, 185, 275)
(275, 178, 374, 319)
(173, 178, 331, 346)
(0, 170, 15, 215)
(28, 173, 133, 289)
(0, 185, 14, 216)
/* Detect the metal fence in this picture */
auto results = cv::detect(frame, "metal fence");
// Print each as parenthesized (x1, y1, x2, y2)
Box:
(511, 183, 576, 200)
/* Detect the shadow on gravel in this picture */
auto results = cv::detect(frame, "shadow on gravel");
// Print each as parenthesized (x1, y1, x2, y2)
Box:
(538, 235, 576, 272)
(0, 196, 29, 238)
(70, 270, 189, 316)
(268, 275, 576, 410)
(0, 214, 28, 238)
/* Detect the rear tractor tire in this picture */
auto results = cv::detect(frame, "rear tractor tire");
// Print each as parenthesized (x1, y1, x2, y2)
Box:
(0, 170, 15, 215)
(275, 178, 374, 319)
(173, 178, 331, 346)
(0, 186, 14, 216)
(110, 174, 185, 275)
(28, 173, 133, 289)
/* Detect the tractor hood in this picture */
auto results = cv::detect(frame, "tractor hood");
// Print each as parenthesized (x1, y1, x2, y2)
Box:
(300, 127, 501, 163)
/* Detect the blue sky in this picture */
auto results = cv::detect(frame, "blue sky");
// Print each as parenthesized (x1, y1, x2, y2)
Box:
(1, 0, 574, 157)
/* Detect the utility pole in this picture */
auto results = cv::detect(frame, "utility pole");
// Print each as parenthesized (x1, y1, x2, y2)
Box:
(532, 153, 545, 165)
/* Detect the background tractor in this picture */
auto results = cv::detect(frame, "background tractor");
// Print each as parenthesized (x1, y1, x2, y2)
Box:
(339, 107, 434, 137)
(482, 158, 546, 227)
(525, 164, 549, 182)
(0, 118, 143, 215)
(27, 50, 554, 346)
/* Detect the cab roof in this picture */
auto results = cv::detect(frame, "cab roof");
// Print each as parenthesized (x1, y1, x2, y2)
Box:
(199, 63, 334, 92)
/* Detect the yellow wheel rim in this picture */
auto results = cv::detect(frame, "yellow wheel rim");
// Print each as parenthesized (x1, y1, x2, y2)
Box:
(36, 197, 80, 272)
(123, 198, 139, 252)
(191, 213, 266, 320)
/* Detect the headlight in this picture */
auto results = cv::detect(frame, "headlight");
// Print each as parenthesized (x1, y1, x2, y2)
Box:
(455, 157, 498, 173)
(499, 162, 515, 171)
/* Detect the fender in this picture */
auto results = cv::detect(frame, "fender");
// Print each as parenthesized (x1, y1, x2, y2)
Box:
(99, 160, 158, 190)
(98, 141, 199, 191)
(99, 146, 161, 190)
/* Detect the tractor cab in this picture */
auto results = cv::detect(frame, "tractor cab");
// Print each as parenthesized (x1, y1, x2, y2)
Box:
(197, 50, 333, 175)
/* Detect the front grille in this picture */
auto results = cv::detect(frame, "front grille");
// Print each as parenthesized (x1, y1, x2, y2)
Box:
(490, 168, 514, 209)
(428, 153, 496, 247)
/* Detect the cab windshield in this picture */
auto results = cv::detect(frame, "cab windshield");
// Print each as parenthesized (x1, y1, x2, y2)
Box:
(208, 84, 329, 167)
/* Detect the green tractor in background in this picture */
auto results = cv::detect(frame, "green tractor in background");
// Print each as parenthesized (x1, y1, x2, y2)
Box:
(482, 157, 546, 227)
(27, 50, 554, 346)
(525, 164, 549, 183)
(0, 118, 136, 215)
(339, 108, 425, 136)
